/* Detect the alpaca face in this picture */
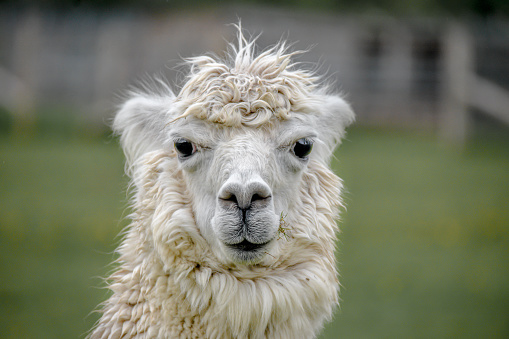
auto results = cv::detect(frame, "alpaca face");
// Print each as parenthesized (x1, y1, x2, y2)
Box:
(169, 118, 317, 264)
(112, 34, 355, 267)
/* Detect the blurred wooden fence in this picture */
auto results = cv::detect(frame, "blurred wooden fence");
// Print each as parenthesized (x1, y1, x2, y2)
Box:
(1, 6, 508, 139)
(440, 23, 509, 144)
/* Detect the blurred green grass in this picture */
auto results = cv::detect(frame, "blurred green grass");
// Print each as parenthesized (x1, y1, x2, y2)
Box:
(0, 135, 128, 338)
(323, 129, 509, 338)
(0, 128, 508, 338)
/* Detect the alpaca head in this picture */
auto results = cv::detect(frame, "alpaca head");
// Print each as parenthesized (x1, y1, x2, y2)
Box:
(114, 29, 354, 266)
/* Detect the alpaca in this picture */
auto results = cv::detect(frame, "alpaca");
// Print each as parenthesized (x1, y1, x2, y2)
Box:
(90, 28, 354, 339)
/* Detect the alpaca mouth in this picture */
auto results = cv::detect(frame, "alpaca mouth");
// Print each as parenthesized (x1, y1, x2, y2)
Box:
(225, 239, 271, 264)
(227, 239, 268, 252)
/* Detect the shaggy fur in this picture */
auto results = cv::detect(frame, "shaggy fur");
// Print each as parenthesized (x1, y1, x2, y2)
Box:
(175, 37, 318, 127)
(90, 27, 354, 339)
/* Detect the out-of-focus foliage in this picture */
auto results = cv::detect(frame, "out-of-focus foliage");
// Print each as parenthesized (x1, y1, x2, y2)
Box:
(1, 0, 508, 16)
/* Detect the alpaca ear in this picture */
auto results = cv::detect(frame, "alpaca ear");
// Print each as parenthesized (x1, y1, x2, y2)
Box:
(113, 91, 175, 174)
(314, 94, 355, 159)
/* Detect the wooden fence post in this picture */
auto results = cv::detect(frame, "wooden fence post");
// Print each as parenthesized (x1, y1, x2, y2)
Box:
(10, 10, 40, 137)
(439, 22, 474, 145)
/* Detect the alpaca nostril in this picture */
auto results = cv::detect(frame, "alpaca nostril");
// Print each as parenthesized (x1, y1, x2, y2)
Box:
(251, 193, 268, 202)
(220, 192, 271, 210)
(221, 194, 238, 206)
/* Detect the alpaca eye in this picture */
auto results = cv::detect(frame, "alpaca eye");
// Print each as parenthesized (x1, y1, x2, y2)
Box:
(292, 138, 313, 159)
(174, 139, 196, 158)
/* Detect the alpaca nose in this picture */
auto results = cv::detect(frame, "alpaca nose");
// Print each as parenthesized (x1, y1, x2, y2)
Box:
(218, 179, 272, 212)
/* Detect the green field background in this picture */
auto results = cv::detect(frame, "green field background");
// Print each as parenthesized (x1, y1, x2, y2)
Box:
(0, 127, 508, 338)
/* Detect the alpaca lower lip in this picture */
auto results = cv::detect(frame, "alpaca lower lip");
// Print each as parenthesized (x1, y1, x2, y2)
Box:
(227, 240, 268, 252)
